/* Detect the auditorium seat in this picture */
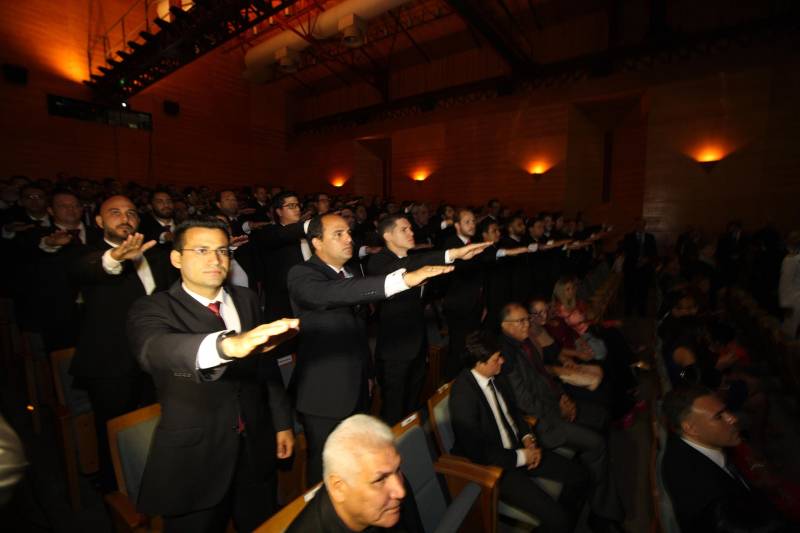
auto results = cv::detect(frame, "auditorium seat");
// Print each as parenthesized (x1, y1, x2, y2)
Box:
(255, 483, 322, 533)
(50, 347, 98, 511)
(392, 411, 483, 533)
(104, 403, 161, 533)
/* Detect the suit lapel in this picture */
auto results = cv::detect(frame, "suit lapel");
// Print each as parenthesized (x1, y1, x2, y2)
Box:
(465, 370, 506, 446)
(228, 285, 255, 330)
(168, 282, 225, 332)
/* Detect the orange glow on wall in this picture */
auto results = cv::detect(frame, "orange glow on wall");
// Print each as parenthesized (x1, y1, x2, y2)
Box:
(330, 176, 347, 188)
(693, 145, 727, 162)
(411, 169, 430, 182)
(526, 160, 552, 175)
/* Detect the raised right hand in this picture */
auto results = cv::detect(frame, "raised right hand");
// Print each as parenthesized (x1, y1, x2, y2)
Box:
(110, 233, 157, 261)
(402, 264, 454, 287)
(43, 230, 74, 247)
(220, 318, 300, 358)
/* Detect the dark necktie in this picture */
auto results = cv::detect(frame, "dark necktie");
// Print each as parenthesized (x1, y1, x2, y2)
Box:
(521, 340, 560, 394)
(724, 460, 750, 491)
(337, 269, 346, 279)
(488, 378, 519, 447)
(207, 301, 246, 434)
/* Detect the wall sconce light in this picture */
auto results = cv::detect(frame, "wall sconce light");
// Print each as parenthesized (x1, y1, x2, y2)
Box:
(411, 170, 430, 182)
(527, 161, 551, 180)
(330, 176, 347, 188)
(693, 145, 727, 173)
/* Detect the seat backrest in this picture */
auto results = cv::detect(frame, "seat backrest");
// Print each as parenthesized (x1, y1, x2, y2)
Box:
(255, 483, 322, 533)
(393, 413, 448, 533)
(427, 382, 454, 455)
(50, 348, 92, 415)
(107, 404, 161, 500)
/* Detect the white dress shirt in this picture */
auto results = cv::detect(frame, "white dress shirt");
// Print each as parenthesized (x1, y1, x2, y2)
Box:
(471, 369, 530, 467)
(39, 222, 87, 252)
(183, 284, 243, 370)
(101, 239, 156, 295)
(680, 436, 746, 486)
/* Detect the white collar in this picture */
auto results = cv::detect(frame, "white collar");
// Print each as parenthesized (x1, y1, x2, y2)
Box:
(104, 238, 119, 248)
(457, 234, 470, 245)
(154, 215, 173, 226)
(55, 221, 84, 231)
(470, 368, 494, 389)
(182, 283, 227, 307)
(325, 262, 348, 276)
(509, 234, 521, 242)
(681, 436, 726, 470)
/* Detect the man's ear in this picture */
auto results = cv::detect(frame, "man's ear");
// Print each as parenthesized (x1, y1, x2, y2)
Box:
(311, 236, 322, 252)
(680, 418, 696, 439)
(170, 249, 182, 270)
(327, 475, 347, 504)
(95, 214, 104, 230)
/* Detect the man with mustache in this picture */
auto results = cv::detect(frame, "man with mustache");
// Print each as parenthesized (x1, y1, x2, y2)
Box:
(69, 195, 176, 492)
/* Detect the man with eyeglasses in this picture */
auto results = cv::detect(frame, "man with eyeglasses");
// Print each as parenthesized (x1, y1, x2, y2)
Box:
(1, 184, 50, 239)
(128, 218, 298, 532)
(661, 387, 787, 533)
(498, 303, 624, 533)
(69, 195, 177, 493)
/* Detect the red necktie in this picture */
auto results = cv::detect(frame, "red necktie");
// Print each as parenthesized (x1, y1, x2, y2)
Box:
(207, 302, 245, 434)
(337, 270, 346, 279)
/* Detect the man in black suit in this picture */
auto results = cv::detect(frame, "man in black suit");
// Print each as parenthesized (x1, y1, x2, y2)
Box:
(450, 332, 590, 533)
(366, 214, 489, 424)
(69, 195, 176, 492)
(288, 213, 453, 485)
(661, 387, 787, 533)
(715, 220, 748, 288)
(254, 191, 312, 323)
(287, 414, 407, 532)
(30, 190, 99, 351)
(1, 183, 50, 238)
(137, 189, 176, 246)
(128, 218, 298, 532)
(216, 189, 245, 236)
(499, 303, 624, 532)
(243, 185, 272, 223)
(622, 217, 657, 316)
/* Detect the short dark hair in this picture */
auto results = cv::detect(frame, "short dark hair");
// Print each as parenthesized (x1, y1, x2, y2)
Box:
(661, 386, 712, 434)
(215, 189, 235, 204)
(306, 214, 327, 252)
(476, 217, 498, 239)
(271, 190, 299, 211)
(455, 208, 473, 224)
(173, 218, 230, 251)
(151, 188, 171, 199)
(463, 330, 500, 368)
(499, 302, 525, 326)
(50, 188, 78, 205)
(377, 213, 408, 242)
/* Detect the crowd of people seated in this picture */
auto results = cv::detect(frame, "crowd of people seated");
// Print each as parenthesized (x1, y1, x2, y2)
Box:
(1, 172, 798, 532)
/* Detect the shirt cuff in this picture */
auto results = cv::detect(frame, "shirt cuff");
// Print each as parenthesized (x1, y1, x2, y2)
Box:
(158, 231, 169, 244)
(444, 250, 454, 264)
(528, 243, 538, 253)
(101, 249, 124, 275)
(358, 245, 368, 259)
(303, 220, 311, 233)
(384, 268, 410, 298)
(2, 227, 15, 240)
(242, 221, 252, 234)
(515, 449, 527, 468)
(39, 237, 61, 253)
(496, 249, 507, 259)
(440, 220, 448, 230)
(196, 331, 235, 369)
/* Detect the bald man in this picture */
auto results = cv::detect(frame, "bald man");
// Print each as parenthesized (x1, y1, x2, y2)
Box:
(69, 195, 177, 492)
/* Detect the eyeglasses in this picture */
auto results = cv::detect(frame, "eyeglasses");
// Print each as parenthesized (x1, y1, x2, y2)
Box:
(530, 309, 548, 316)
(281, 202, 301, 209)
(180, 247, 233, 258)
(503, 316, 532, 325)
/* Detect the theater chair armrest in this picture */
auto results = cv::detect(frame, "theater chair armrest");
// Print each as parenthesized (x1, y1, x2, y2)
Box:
(434, 457, 502, 533)
(433, 481, 482, 533)
(104, 491, 148, 531)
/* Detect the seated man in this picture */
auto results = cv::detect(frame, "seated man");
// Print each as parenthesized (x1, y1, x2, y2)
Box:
(450, 331, 590, 533)
(661, 386, 788, 533)
(287, 414, 406, 532)
(499, 303, 624, 532)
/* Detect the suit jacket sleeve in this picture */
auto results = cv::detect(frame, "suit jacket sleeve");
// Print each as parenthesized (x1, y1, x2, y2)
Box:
(127, 295, 209, 381)
(366, 249, 446, 276)
(70, 248, 120, 285)
(251, 221, 305, 248)
(500, 349, 542, 418)
(287, 264, 388, 309)
(450, 378, 519, 470)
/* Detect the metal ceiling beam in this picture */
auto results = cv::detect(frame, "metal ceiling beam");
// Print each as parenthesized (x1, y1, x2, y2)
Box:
(447, 0, 536, 74)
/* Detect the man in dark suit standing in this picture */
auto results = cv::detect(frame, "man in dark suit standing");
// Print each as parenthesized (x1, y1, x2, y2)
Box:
(450, 332, 590, 533)
(499, 303, 624, 532)
(622, 217, 657, 316)
(69, 195, 176, 492)
(128, 218, 298, 532)
(288, 213, 453, 485)
(137, 189, 176, 247)
(661, 387, 787, 533)
(366, 213, 489, 424)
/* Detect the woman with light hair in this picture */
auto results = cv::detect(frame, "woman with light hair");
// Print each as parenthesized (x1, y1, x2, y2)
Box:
(287, 414, 407, 532)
